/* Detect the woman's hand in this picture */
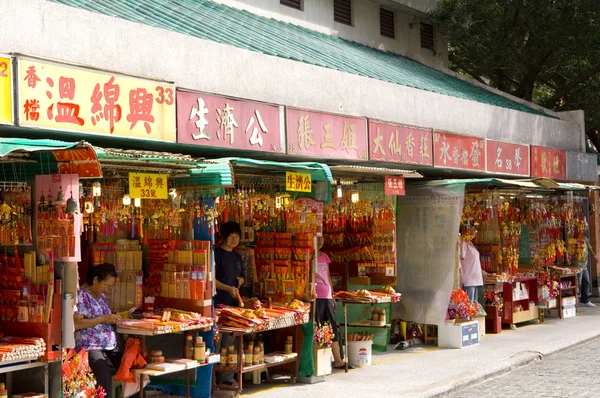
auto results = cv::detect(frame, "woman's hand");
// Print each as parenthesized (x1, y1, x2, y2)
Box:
(102, 314, 120, 325)
(228, 285, 240, 299)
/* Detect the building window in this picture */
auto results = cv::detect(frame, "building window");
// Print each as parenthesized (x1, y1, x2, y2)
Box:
(420, 22, 435, 50)
(380, 8, 395, 39)
(280, 0, 302, 10)
(334, 0, 352, 26)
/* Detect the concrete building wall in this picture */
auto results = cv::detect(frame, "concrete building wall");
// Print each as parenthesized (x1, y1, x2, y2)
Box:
(212, 0, 449, 68)
(0, 0, 587, 157)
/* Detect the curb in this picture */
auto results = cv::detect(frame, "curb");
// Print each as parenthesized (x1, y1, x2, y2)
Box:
(426, 332, 600, 397)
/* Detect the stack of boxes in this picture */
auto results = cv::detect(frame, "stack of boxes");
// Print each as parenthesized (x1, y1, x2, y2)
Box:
(104, 240, 143, 313)
(160, 244, 209, 300)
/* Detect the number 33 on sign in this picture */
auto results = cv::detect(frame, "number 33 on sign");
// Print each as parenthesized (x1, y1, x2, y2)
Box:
(129, 173, 168, 199)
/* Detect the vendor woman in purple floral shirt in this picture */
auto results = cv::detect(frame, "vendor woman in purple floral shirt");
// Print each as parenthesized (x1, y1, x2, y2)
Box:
(74, 263, 121, 398)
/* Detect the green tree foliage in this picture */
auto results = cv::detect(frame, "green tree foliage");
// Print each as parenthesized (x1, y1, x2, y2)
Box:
(430, 0, 600, 148)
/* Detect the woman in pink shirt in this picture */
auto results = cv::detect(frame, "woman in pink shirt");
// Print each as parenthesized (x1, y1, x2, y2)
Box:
(459, 225, 483, 303)
(315, 236, 354, 369)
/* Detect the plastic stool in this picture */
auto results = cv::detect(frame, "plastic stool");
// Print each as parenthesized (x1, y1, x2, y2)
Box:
(111, 376, 124, 398)
(252, 368, 268, 385)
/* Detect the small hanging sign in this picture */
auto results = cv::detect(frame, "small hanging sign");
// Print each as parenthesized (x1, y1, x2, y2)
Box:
(285, 172, 312, 193)
(384, 176, 405, 196)
(129, 173, 169, 199)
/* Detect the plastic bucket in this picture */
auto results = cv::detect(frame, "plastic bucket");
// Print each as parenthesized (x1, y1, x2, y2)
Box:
(347, 340, 373, 367)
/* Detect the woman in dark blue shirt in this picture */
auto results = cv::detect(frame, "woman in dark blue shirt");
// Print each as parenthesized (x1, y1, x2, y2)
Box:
(214, 221, 245, 306)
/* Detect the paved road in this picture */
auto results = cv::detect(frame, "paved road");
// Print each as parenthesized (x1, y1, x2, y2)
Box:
(450, 336, 600, 397)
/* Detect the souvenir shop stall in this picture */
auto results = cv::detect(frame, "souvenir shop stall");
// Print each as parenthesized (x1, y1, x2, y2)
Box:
(0, 138, 103, 397)
(208, 158, 331, 393)
(324, 166, 412, 360)
(73, 147, 231, 398)
(455, 179, 596, 333)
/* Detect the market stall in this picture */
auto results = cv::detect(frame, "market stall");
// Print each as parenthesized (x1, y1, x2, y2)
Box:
(321, 166, 421, 356)
(0, 139, 103, 397)
(207, 159, 332, 393)
(439, 179, 597, 332)
(70, 148, 234, 398)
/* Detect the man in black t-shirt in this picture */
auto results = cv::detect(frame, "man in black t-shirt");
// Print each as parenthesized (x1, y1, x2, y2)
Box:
(214, 221, 244, 307)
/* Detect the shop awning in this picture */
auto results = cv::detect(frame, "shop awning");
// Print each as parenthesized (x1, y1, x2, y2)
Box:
(329, 165, 423, 180)
(96, 147, 234, 188)
(0, 138, 102, 179)
(414, 178, 599, 191)
(219, 157, 333, 184)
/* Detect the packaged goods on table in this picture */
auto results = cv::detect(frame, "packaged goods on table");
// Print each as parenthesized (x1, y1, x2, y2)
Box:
(217, 297, 310, 332)
(334, 288, 401, 303)
(117, 309, 213, 335)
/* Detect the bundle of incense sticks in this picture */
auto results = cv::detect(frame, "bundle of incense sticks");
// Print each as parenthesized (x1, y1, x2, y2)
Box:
(0, 337, 46, 362)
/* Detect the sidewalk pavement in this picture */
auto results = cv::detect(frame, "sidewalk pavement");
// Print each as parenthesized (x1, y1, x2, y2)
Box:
(240, 300, 600, 398)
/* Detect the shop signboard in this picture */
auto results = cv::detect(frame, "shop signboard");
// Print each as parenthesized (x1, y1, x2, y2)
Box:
(531, 145, 566, 180)
(177, 90, 284, 153)
(0, 55, 13, 125)
(461, 321, 479, 347)
(129, 173, 168, 199)
(368, 120, 433, 166)
(285, 171, 312, 193)
(433, 131, 485, 171)
(384, 176, 405, 196)
(286, 108, 367, 160)
(485, 140, 530, 176)
(17, 57, 176, 141)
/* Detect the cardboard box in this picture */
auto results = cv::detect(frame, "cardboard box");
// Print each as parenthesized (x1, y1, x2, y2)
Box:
(349, 277, 370, 285)
(314, 347, 333, 376)
(474, 316, 486, 336)
(437, 321, 479, 349)
(562, 296, 577, 318)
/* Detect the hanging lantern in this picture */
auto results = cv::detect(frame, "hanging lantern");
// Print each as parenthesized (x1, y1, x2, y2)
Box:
(337, 185, 343, 199)
(351, 192, 360, 203)
(122, 194, 131, 206)
(134, 198, 141, 207)
(92, 181, 101, 197)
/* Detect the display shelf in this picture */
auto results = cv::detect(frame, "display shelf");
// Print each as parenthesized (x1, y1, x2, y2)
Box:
(213, 323, 301, 393)
(556, 274, 578, 319)
(0, 360, 49, 396)
(213, 356, 298, 374)
(502, 277, 538, 326)
(0, 292, 63, 361)
(346, 322, 391, 329)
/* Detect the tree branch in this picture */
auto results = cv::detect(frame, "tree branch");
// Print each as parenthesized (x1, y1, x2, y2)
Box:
(545, 66, 600, 107)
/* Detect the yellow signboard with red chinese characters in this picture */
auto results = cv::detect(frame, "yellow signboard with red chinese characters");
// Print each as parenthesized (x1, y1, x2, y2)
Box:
(285, 172, 312, 193)
(129, 173, 168, 199)
(0, 56, 13, 125)
(17, 57, 175, 141)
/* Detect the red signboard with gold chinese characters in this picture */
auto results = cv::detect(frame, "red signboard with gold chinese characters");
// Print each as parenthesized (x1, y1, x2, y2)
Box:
(286, 108, 368, 160)
(433, 131, 485, 171)
(368, 120, 433, 166)
(177, 90, 284, 153)
(17, 57, 175, 141)
(384, 176, 405, 196)
(485, 140, 530, 176)
(531, 145, 566, 180)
